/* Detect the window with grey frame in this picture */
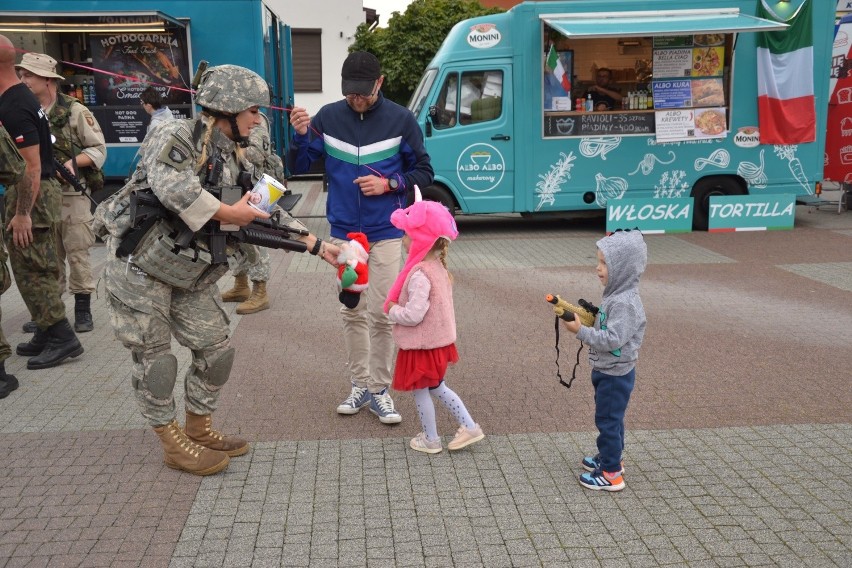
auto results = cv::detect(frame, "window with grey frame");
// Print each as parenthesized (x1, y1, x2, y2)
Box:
(292, 29, 322, 92)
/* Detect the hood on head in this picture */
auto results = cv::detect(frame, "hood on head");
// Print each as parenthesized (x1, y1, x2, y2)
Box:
(597, 230, 646, 296)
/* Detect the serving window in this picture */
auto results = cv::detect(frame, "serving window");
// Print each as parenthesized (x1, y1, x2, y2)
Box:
(542, 25, 734, 141)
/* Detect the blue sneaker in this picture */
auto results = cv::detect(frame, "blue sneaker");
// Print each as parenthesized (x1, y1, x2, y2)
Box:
(582, 454, 624, 475)
(579, 468, 625, 492)
(369, 388, 401, 424)
(336, 384, 370, 415)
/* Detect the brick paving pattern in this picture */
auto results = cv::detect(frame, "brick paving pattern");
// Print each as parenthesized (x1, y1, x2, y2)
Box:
(0, 180, 850, 567)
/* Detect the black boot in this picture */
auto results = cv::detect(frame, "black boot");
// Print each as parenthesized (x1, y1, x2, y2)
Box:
(74, 293, 94, 333)
(0, 360, 18, 400)
(22, 321, 37, 333)
(16, 327, 49, 356)
(26, 319, 84, 370)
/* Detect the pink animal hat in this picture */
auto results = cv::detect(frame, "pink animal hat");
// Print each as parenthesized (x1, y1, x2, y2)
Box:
(383, 186, 458, 313)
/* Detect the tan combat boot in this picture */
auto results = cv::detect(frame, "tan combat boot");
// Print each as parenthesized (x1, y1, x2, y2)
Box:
(184, 411, 250, 457)
(236, 281, 269, 314)
(221, 273, 250, 303)
(153, 420, 230, 475)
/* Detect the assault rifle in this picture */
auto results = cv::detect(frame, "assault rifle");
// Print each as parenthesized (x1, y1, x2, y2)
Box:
(117, 163, 308, 261)
(53, 158, 99, 208)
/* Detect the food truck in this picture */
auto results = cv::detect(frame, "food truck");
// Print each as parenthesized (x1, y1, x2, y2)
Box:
(0, 0, 294, 192)
(407, 0, 833, 229)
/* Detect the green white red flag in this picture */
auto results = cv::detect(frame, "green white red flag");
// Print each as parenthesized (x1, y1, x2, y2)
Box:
(756, 0, 815, 144)
(546, 44, 571, 94)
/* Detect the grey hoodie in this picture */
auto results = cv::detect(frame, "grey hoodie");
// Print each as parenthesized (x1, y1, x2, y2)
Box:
(576, 230, 647, 376)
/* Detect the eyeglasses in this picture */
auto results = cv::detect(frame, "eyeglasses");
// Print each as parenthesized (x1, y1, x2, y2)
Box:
(345, 82, 379, 101)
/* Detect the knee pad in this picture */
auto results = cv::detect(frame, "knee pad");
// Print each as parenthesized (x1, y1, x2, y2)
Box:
(205, 347, 235, 387)
(141, 353, 178, 399)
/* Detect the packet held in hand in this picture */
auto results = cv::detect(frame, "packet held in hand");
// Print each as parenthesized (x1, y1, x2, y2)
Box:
(248, 173, 286, 213)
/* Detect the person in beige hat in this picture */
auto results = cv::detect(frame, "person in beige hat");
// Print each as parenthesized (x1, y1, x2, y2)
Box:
(17, 51, 106, 334)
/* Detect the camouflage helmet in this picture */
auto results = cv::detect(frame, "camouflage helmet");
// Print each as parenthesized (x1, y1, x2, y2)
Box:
(195, 64, 269, 114)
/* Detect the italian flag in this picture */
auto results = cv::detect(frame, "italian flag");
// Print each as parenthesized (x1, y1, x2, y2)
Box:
(756, 0, 815, 144)
(546, 44, 571, 94)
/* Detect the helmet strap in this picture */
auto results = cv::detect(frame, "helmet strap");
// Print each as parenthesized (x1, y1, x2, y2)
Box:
(202, 107, 248, 147)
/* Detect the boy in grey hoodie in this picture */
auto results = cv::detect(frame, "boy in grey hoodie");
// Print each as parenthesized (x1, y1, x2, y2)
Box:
(563, 230, 647, 491)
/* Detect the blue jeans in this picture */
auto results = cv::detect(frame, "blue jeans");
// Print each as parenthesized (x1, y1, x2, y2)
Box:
(592, 368, 635, 472)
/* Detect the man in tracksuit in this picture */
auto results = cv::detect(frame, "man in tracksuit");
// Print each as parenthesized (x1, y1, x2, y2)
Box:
(288, 51, 434, 425)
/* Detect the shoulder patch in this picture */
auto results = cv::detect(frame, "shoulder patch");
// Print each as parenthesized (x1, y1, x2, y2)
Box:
(158, 135, 193, 171)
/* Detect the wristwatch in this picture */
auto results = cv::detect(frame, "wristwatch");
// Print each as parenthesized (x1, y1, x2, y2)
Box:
(387, 176, 399, 192)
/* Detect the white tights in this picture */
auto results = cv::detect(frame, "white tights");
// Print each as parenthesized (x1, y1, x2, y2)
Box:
(413, 381, 476, 441)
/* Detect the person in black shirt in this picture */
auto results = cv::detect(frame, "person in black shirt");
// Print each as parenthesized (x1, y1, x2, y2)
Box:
(0, 35, 83, 371)
(584, 68, 623, 111)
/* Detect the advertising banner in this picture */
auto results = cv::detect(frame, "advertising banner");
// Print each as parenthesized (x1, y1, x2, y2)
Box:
(606, 197, 693, 234)
(88, 31, 192, 143)
(707, 194, 795, 232)
(824, 14, 852, 182)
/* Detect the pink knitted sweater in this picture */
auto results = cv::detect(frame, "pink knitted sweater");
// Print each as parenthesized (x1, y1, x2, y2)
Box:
(390, 259, 456, 350)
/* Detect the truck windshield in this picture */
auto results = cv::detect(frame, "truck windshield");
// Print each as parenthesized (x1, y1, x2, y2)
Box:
(408, 68, 437, 116)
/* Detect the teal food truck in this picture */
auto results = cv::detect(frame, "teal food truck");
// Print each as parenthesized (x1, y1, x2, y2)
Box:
(407, 0, 833, 229)
(0, 0, 294, 193)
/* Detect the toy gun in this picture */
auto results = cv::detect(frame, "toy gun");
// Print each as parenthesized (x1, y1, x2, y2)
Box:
(53, 157, 98, 208)
(545, 294, 598, 327)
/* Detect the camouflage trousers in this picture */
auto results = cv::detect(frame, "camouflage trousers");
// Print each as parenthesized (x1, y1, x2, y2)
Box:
(0, 257, 11, 362)
(228, 244, 270, 282)
(102, 237, 234, 427)
(57, 193, 96, 295)
(4, 179, 65, 329)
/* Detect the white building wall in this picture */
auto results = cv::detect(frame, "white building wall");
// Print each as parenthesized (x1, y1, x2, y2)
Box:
(267, 0, 365, 114)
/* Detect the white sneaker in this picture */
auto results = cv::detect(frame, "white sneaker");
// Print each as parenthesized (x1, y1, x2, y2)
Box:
(336, 384, 370, 415)
(369, 389, 401, 424)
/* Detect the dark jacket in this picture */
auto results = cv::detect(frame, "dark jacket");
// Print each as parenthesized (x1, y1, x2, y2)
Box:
(288, 93, 433, 241)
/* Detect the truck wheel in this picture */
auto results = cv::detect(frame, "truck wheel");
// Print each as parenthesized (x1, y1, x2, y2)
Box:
(691, 176, 745, 231)
(407, 184, 456, 215)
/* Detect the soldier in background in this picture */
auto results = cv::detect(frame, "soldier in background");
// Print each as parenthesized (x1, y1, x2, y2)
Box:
(0, 36, 84, 370)
(220, 112, 281, 314)
(17, 52, 105, 333)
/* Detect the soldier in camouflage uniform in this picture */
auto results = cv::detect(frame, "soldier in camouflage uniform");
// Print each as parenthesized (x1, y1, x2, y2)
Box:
(1, 36, 84, 371)
(93, 65, 339, 476)
(17, 52, 106, 333)
(221, 112, 279, 314)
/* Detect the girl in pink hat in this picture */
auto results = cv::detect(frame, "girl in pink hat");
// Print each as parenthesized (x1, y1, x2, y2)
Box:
(385, 187, 484, 454)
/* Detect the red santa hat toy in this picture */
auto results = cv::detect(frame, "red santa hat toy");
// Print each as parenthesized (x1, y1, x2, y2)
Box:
(336, 231, 370, 308)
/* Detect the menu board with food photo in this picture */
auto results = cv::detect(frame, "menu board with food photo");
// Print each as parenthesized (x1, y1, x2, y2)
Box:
(691, 46, 724, 77)
(693, 107, 727, 138)
(652, 48, 693, 79)
(654, 107, 727, 143)
(89, 32, 191, 107)
(690, 78, 725, 107)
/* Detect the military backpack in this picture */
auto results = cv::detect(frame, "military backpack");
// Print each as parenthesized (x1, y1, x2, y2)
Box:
(0, 121, 26, 187)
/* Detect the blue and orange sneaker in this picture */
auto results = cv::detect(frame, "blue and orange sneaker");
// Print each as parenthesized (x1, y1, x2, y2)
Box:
(579, 468, 625, 492)
(581, 454, 624, 475)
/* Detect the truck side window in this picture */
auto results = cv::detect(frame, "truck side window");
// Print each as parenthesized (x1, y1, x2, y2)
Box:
(434, 73, 459, 129)
(460, 71, 503, 125)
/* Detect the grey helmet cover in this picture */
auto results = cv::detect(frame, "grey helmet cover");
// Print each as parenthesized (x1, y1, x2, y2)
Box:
(195, 64, 269, 114)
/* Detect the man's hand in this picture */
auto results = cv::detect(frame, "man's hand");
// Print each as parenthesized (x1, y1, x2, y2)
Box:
(7, 214, 33, 249)
(289, 106, 311, 136)
(319, 241, 340, 267)
(354, 174, 387, 196)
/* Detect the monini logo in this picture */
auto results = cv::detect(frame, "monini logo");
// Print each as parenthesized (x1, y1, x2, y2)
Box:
(467, 23, 501, 49)
(457, 143, 505, 192)
(733, 127, 760, 148)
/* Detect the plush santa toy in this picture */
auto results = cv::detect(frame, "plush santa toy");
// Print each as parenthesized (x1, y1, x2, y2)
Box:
(336, 232, 369, 308)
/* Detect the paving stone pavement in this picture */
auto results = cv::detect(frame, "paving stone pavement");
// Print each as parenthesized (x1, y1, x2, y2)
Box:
(0, 180, 850, 568)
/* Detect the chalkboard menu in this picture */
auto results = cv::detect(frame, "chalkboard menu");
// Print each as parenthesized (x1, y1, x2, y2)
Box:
(543, 112, 655, 137)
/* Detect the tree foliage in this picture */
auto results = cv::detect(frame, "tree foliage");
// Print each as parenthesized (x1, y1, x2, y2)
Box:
(351, 0, 503, 105)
